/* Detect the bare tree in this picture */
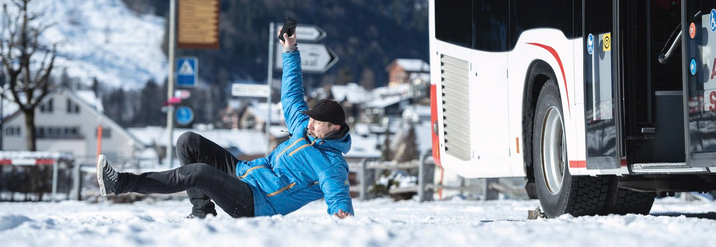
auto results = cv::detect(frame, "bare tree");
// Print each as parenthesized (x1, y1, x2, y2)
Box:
(1, 0, 57, 151)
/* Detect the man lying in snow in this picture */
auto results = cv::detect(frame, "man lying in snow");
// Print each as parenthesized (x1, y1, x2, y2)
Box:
(96, 29, 354, 219)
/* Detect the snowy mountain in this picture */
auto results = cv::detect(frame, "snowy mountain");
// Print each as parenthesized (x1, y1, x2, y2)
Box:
(23, 0, 166, 90)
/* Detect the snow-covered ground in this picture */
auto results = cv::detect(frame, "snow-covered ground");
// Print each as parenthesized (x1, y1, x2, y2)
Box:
(1, 197, 714, 247)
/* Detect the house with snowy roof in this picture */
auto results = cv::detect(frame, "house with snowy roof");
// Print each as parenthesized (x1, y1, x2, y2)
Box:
(309, 83, 370, 125)
(1, 90, 144, 166)
(385, 58, 431, 99)
(238, 101, 284, 131)
(385, 59, 429, 85)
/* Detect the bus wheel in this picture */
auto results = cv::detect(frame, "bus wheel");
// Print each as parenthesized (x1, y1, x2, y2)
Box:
(604, 188, 655, 215)
(533, 83, 610, 218)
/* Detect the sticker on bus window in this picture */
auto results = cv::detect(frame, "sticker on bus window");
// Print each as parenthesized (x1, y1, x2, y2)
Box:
(602, 33, 611, 51)
(705, 90, 716, 111)
(691, 59, 697, 75)
(710, 9, 716, 32)
(587, 33, 594, 55)
(690, 22, 696, 39)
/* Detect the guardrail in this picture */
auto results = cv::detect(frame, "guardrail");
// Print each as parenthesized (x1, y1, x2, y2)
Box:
(0, 152, 75, 202)
(350, 151, 520, 202)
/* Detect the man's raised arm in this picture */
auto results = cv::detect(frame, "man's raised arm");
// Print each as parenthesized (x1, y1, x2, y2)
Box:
(279, 32, 309, 132)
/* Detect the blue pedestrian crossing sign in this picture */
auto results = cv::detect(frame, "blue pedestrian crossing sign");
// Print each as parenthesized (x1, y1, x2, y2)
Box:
(177, 57, 198, 87)
(176, 106, 194, 126)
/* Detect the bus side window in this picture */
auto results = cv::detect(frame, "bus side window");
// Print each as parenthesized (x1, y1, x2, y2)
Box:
(472, 0, 510, 52)
(435, 0, 472, 49)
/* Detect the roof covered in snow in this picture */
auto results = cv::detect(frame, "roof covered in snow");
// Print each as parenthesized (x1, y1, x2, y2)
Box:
(331, 83, 370, 104)
(387, 59, 430, 72)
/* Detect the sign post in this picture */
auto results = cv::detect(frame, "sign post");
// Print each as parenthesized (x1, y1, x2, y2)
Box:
(232, 84, 270, 97)
(265, 23, 275, 156)
(294, 25, 327, 42)
(176, 106, 194, 126)
(274, 43, 339, 73)
(166, 0, 176, 168)
(178, 0, 220, 49)
(177, 57, 198, 87)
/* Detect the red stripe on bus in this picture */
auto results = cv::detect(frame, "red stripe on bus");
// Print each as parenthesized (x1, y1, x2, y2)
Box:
(569, 160, 628, 168)
(526, 42, 570, 114)
(430, 84, 442, 167)
(569, 161, 586, 168)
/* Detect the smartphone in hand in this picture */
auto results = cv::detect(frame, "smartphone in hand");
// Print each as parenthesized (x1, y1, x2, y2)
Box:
(278, 17, 298, 42)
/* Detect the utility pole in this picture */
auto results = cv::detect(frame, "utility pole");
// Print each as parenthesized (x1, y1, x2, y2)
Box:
(0, 4, 6, 150)
(166, 0, 176, 167)
(0, 73, 4, 150)
(266, 23, 274, 155)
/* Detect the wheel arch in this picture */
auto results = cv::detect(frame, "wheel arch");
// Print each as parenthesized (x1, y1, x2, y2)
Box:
(522, 60, 559, 199)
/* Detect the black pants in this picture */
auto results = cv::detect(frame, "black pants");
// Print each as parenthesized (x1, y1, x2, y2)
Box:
(116, 132, 254, 218)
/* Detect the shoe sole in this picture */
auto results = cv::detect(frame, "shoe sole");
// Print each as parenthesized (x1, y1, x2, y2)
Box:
(97, 155, 107, 197)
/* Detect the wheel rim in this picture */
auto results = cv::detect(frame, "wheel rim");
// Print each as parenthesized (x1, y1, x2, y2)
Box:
(542, 105, 566, 195)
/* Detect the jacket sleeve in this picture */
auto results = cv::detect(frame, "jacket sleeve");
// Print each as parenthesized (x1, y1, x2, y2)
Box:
(318, 165, 355, 216)
(281, 51, 310, 132)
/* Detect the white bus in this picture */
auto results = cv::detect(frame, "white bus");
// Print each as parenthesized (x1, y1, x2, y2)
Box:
(429, 0, 716, 217)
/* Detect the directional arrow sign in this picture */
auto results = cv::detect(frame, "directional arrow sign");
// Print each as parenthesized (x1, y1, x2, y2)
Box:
(232, 83, 270, 97)
(275, 24, 326, 42)
(274, 43, 339, 73)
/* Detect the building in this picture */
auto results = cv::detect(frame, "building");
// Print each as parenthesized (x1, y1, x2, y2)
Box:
(1, 90, 143, 166)
(385, 59, 431, 99)
(310, 83, 371, 125)
(238, 101, 284, 132)
(385, 59, 430, 86)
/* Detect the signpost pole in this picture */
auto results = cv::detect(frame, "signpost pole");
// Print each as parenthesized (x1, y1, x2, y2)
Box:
(166, 0, 176, 168)
(266, 23, 274, 156)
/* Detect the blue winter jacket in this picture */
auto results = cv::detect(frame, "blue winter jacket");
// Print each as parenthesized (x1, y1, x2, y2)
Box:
(235, 50, 354, 217)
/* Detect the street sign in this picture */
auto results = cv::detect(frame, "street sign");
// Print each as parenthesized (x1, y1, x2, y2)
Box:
(232, 83, 270, 97)
(276, 24, 327, 42)
(274, 43, 339, 73)
(174, 89, 191, 99)
(176, 106, 194, 126)
(178, 0, 219, 49)
(176, 57, 198, 87)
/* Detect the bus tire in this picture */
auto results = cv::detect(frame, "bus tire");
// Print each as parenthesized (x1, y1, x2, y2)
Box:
(604, 188, 655, 215)
(532, 82, 610, 218)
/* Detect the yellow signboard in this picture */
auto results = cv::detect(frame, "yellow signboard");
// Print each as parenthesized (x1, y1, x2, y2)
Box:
(178, 0, 219, 49)
(602, 33, 611, 52)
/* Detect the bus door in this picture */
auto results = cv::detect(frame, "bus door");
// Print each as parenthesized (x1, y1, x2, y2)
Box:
(682, 0, 716, 167)
(583, 0, 622, 169)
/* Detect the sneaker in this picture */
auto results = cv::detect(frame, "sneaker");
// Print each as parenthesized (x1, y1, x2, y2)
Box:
(185, 210, 218, 219)
(96, 154, 118, 197)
